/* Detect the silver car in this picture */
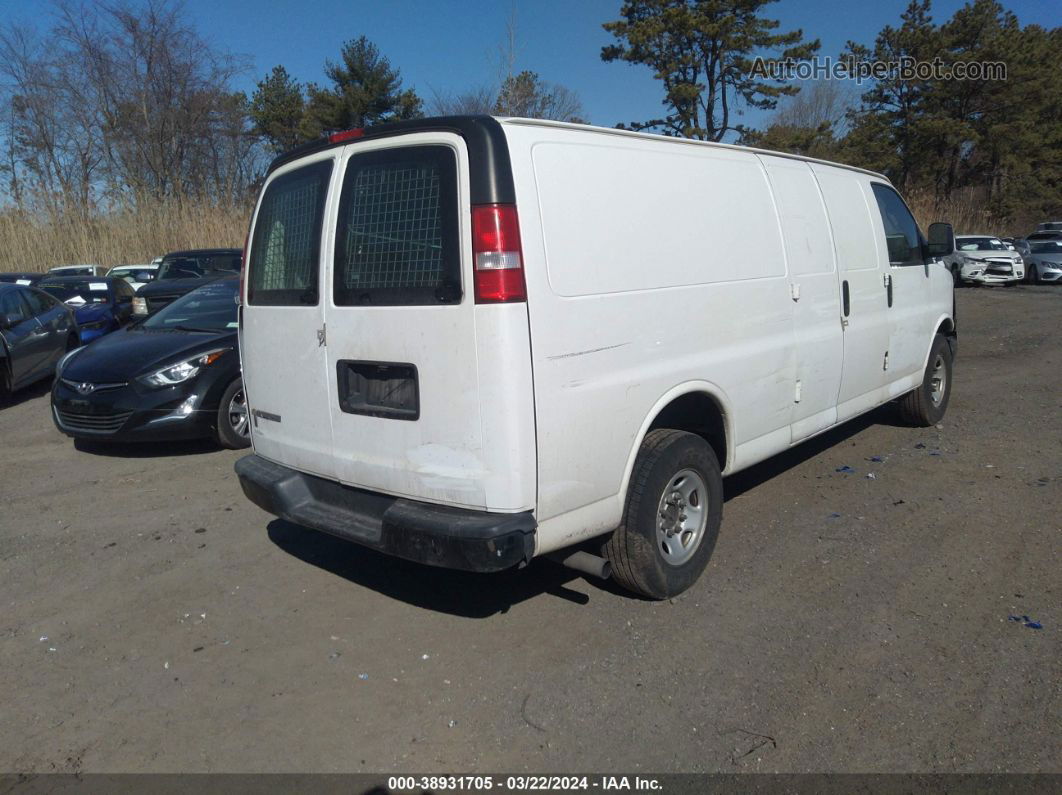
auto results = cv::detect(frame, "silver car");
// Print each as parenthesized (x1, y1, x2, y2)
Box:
(955, 235, 1024, 286)
(1024, 240, 1062, 284)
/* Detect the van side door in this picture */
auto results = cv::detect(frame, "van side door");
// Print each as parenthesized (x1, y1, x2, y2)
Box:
(811, 166, 892, 419)
(759, 155, 843, 442)
(868, 182, 931, 384)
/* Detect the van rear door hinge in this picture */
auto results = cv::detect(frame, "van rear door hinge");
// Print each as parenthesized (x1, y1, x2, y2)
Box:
(316, 324, 326, 347)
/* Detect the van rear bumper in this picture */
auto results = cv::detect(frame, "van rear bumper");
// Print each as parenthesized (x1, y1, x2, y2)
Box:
(234, 455, 536, 572)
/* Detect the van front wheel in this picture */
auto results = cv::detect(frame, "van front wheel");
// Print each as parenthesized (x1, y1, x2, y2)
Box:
(605, 429, 723, 599)
(899, 334, 953, 426)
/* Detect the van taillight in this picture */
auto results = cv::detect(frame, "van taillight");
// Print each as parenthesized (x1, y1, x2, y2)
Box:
(472, 204, 525, 303)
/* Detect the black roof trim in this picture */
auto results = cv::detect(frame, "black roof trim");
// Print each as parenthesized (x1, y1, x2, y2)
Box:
(266, 115, 516, 206)
(162, 248, 242, 258)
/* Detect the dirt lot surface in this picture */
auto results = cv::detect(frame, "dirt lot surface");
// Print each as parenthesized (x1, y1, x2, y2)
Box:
(1, 286, 1058, 774)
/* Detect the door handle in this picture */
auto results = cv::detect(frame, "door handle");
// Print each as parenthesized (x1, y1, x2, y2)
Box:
(842, 280, 850, 317)
(884, 273, 893, 307)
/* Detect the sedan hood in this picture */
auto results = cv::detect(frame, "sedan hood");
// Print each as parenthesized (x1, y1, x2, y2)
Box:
(960, 251, 1020, 263)
(62, 325, 237, 383)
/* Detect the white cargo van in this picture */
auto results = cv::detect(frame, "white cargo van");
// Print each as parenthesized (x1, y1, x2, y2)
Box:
(235, 116, 957, 599)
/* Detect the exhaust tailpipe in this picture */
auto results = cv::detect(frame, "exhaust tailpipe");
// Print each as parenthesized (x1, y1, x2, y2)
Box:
(548, 550, 612, 580)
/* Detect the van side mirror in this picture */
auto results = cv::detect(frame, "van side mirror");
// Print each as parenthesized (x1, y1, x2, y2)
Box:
(926, 222, 954, 258)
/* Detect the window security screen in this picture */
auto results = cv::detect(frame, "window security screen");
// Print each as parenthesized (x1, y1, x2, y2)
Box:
(334, 146, 461, 306)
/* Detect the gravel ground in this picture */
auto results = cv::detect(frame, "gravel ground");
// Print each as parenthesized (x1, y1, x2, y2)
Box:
(0, 285, 1058, 774)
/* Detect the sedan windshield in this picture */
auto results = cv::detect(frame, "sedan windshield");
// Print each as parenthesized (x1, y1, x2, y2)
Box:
(957, 238, 1006, 251)
(142, 280, 238, 332)
(39, 281, 111, 304)
(109, 267, 153, 284)
(1029, 241, 1062, 254)
(157, 253, 241, 281)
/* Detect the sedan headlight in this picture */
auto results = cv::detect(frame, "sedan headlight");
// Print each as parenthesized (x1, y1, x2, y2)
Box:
(55, 347, 83, 378)
(138, 348, 231, 388)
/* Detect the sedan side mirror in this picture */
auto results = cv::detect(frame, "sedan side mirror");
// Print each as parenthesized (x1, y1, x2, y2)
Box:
(135, 272, 155, 282)
(926, 221, 954, 258)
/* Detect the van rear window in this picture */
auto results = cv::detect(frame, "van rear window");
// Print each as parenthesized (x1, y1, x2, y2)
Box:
(248, 160, 333, 306)
(334, 146, 460, 306)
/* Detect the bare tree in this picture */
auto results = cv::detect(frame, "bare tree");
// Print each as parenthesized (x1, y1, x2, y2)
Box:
(494, 71, 585, 122)
(429, 84, 496, 116)
(772, 79, 855, 135)
(429, 5, 586, 123)
(0, 0, 264, 212)
(0, 22, 103, 215)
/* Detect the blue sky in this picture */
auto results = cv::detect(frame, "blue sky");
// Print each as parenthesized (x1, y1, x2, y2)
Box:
(2, 0, 1056, 135)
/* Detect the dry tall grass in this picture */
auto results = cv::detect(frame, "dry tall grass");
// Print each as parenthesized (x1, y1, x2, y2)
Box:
(903, 187, 1031, 238)
(0, 200, 252, 272)
(0, 185, 1031, 275)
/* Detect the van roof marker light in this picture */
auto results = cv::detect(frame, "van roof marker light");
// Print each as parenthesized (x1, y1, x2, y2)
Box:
(328, 128, 365, 144)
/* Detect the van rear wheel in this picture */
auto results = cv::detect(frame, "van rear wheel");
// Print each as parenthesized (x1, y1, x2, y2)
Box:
(899, 334, 953, 427)
(605, 429, 722, 599)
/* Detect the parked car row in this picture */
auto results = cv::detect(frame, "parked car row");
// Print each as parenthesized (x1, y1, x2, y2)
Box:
(1, 250, 248, 450)
(937, 223, 1062, 286)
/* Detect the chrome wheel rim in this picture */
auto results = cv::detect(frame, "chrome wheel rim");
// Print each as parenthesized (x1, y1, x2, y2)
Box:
(929, 354, 946, 406)
(656, 468, 709, 566)
(228, 389, 249, 438)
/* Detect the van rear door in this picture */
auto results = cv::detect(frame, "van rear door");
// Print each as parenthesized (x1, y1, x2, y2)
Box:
(322, 132, 536, 512)
(241, 153, 338, 480)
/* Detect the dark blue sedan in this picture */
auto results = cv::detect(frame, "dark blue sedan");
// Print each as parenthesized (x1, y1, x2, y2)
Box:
(0, 283, 78, 399)
(37, 276, 136, 344)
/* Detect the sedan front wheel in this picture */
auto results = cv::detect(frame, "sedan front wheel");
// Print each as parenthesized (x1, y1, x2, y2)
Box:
(216, 377, 250, 450)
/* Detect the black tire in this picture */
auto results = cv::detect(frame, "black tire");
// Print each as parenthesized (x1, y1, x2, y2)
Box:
(899, 335, 953, 427)
(1030, 265, 1040, 285)
(604, 429, 723, 599)
(951, 264, 961, 288)
(215, 377, 250, 449)
(66, 333, 79, 351)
